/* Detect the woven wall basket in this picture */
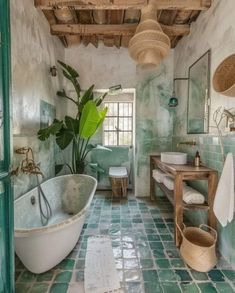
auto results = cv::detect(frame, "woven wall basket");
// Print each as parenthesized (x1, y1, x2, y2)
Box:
(213, 54, 235, 97)
(177, 223, 217, 272)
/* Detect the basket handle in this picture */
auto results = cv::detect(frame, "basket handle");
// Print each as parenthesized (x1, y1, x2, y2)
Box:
(176, 222, 186, 238)
(199, 224, 217, 243)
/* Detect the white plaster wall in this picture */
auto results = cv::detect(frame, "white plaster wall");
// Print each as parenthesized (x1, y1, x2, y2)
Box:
(64, 44, 174, 196)
(174, 0, 235, 135)
(11, 0, 65, 198)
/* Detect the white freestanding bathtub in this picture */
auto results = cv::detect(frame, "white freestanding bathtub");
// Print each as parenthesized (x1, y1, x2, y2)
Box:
(14, 174, 97, 274)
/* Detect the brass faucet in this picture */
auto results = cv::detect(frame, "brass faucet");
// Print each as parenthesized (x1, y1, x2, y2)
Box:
(177, 140, 197, 147)
(14, 147, 44, 177)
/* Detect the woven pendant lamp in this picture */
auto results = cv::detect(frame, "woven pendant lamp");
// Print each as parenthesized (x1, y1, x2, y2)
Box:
(128, 1, 170, 66)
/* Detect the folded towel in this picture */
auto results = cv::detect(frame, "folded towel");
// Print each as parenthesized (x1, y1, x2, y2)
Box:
(152, 169, 166, 183)
(183, 186, 205, 204)
(163, 176, 175, 190)
(213, 153, 234, 227)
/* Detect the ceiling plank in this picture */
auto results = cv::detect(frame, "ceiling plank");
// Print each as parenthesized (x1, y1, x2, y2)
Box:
(51, 23, 190, 37)
(35, 0, 211, 10)
(35, 0, 147, 10)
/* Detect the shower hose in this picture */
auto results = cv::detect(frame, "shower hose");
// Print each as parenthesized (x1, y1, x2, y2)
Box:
(36, 175, 52, 226)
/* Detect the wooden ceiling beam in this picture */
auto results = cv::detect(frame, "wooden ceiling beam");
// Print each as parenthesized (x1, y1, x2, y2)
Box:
(50, 23, 190, 37)
(35, 0, 211, 10)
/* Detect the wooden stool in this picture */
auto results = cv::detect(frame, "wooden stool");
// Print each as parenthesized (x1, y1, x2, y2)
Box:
(109, 167, 128, 197)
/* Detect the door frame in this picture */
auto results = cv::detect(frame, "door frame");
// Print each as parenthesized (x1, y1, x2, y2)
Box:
(0, 0, 14, 291)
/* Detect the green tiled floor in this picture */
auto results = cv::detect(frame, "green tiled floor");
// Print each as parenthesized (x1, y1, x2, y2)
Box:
(15, 193, 235, 293)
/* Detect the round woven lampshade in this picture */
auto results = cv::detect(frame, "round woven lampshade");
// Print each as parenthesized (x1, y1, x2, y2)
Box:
(213, 54, 235, 97)
(128, 3, 170, 66)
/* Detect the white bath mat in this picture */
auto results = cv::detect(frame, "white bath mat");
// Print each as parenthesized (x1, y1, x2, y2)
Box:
(84, 236, 122, 293)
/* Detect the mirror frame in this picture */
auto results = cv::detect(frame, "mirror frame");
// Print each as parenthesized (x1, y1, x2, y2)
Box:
(187, 49, 211, 134)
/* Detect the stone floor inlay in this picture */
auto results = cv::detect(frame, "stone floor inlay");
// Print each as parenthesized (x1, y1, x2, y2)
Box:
(15, 193, 235, 293)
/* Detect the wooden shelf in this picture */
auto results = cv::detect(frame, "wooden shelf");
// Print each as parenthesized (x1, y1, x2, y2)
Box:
(155, 180, 209, 211)
(150, 155, 218, 247)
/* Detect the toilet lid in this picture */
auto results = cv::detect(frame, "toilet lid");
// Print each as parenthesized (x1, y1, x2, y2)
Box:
(109, 167, 128, 178)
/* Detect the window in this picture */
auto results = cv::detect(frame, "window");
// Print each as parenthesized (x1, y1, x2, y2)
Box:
(103, 101, 133, 146)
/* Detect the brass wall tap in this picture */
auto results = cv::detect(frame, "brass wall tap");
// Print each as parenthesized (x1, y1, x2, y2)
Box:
(14, 147, 44, 177)
(177, 140, 197, 147)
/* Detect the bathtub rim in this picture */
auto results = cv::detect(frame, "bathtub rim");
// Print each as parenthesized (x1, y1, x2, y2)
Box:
(14, 174, 97, 237)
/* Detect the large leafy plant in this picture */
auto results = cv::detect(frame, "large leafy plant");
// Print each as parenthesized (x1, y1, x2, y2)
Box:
(38, 61, 108, 174)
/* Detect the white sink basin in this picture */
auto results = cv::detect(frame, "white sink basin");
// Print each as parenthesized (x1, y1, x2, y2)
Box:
(161, 152, 187, 165)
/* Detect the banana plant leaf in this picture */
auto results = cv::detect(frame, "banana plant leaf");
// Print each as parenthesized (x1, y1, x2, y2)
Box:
(38, 119, 63, 141)
(65, 116, 80, 135)
(56, 127, 74, 150)
(79, 101, 108, 139)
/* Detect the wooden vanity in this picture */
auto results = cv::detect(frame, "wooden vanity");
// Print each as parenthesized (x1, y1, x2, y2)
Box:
(150, 155, 218, 247)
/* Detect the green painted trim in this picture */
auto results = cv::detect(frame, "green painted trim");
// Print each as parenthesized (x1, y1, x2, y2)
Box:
(0, 0, 14, 292)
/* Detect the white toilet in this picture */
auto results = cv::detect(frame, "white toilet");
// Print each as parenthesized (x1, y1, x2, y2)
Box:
(109, 167, 128, 197)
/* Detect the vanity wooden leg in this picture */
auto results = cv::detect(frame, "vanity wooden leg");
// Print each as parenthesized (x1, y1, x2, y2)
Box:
(150, 157, 155, 201)
(208, 172, 218, 230)
(174, 173, 184, 247)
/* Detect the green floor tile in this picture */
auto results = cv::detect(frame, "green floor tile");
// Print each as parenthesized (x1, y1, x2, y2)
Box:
(30, 283, 49, 293)
(158, 269, 177, 281)
(152, 248, 166, 258)
(197, 282, 218, 293)
(160, 234, 173, 241)
(137, 247, 152, 258)
(15, 283, 32, 293)
(170, 259, 185, 268)
(75, 270, 84, 281)
(147, 234, 161, 241)
(126, 282, 143, 293)
(208, 270, 225, 282)
(149, 241, 164, 250)
(190, 270, 209, 280)
(15, 270, 22, 281)
(222, 270, 235, 281)
(175, 269, 192, 281)
(36, 271, 54, 282)
(54, 271, 72, 283)
(180, 282, 200, 293)
(76, 259, 85, 269)
(155, 259, 170, 269)
(161, 282, 181, 293)
(140, 259, 154, 269)
(142, 270, 159, 282)
(165, 249, 180, 258)
(57, 259, 75, 270)
(49, 283, 68, 293)
(215, 282, 235, 293)
(18, 271, 36, 282)
(144, 282, 163, 293)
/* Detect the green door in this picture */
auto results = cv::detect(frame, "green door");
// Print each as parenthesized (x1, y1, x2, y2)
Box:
(0, 0, 14, 292)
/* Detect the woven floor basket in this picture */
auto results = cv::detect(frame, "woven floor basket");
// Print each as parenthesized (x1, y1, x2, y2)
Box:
(213, 54, 235, 97)
(177, 223, 217, 272)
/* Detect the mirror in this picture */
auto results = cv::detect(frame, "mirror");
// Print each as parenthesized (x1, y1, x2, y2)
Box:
(187, 50, 211, 134)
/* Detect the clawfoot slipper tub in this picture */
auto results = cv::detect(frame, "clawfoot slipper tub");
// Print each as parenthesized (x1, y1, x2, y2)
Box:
(14, 174, 97, 274)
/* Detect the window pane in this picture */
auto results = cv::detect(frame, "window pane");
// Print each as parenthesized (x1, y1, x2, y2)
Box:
(105, 103, 118, 116)
(119, 117, 132, 131)
(104, 131, 117, 146)
(119, 103, 132, 116)
(103, 117, 118, 131)
(119, 132, 132, 146)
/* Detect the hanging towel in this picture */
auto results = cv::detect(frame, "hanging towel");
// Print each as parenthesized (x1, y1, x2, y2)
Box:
(213, 153, 234, 227)
(152, 169, 167, 183)
(183, 186, 205, 204)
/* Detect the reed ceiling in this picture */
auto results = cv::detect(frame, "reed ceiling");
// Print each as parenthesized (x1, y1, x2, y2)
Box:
(34, 0, 212, 48)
